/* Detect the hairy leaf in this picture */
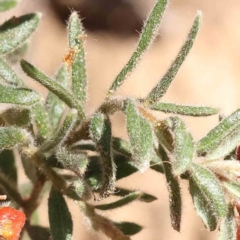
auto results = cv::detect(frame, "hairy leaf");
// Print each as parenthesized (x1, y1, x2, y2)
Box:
(189, 177, 218, 231)
(125, 99, 154, 171)
(46, 64, 69, 132)
(0, 13, 40, 55)
(150, 102, 219, 116)
(224, 181, 240, 198)
(190, 163, 227, 218)
(0, 57, 23, 86)
(108, 0, 167, 95)
(219, 204, 237, 240)
(21, 60, 84, 118)
(0, 127, 32, 150)
(0, 84, 41, 105)
(170, 117, 194, 175)
(68, 12, 87, 107)
(147, 11, 201, 103)
(197, 109, 240, 155)
(48, 189, 73, 240)
(95, 192, 142, 210)
(90, 113, 116, 198)
(159, 145, 182, 231)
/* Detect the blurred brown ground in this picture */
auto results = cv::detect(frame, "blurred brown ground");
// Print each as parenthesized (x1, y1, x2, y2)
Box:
(1, 0, 240, 239)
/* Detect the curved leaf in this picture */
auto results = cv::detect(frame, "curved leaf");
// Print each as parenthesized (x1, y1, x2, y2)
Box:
(0, 0, 18, 12)
(108, 0, 167, 95)
(147, 11, 201, 103)
(0, 13, 40, 55)
(113, 222, 142, 236)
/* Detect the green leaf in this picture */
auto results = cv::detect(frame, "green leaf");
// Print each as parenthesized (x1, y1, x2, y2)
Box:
(224, 181, 240, 198)
(205, 127, 240, 160)
(27, 225, 51, 240)
(158, 145, 182, 231)
(95, 192, 142, 210)
(113, 222, 143, 236)
(219, 204, 237, 240)
(68, 12, 87, 107)
(0, 127, 32, 150)
(46, 64, 69, 132)
(5, 41, 29, 64)
(32, 104, 50, 141)
(1, 107, 31, 127)
(107, 0, 167, 95)
(41, 109, 78, 152)
(0, 0, 18, 11)
(125, 99, 154, 171)
(114, 187, 157, 203)
(20, 60, 85, 118)
(190, 163, 227, 218)
(0, 150, 17, 184)
(0, 84, 41, 105)
(0, 13, 40, 55)
(189, 177, 218, 231)
(146, 11, 202, 103)
(170, 117, 194, 175)
(21, 154, 38, 183)
(112, 137, 132, 157)
(48, 189, 73, 240)
(197, 109, 240, 155)
(66, 178, 87, 201)
(150, 102, 219, 116)
(90, 113, 116, 198)
(56, 147, 88, 176)
(0, 57, 23, 86)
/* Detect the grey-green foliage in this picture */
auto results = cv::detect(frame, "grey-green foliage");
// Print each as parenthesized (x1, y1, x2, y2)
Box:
(68, 12, 87, 107)
(0, 13, 40, 55)
(0, 2, 239, 240)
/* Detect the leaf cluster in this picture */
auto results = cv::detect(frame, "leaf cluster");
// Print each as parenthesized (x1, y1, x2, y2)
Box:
(0, 1, 239, 240)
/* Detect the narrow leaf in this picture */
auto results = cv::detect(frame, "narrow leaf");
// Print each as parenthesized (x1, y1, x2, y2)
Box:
(41, 109, 78, 152)
(0, 0, 18, 11)
(197, 109, 240, 155)
(170, 117, 194, 175)
(0, 127, 32, 150)
(0, 13, 40, 55)
(108, 0, 167, 95)
(125, 99, 154, 171)
(158, 145, 182, 231)
(95, 192, 142, 210)
(48, 189, 73, 240)
(190, 163, 227, 218)
(0, 150, 17, 184)
(150, 102, 219, 116)
(20, 60, 84, 118)
(0, 57, 23, 86)
(147, 11, 201, 103)
(114, 187, 157, 203)
(189, 177, 218, 231)
(46, 64, 69, 132)
(219, 204, 237, 240)
(32, 104, 50, 141)
(113, 222, 143, 236)
(21, 155, 38, 183)
(224, 181, 240, 198)
(0, 84, 41, 105)
(205, 127, 240, 160)
(68, 12, 87, 106)
(90, 113, 116, 198)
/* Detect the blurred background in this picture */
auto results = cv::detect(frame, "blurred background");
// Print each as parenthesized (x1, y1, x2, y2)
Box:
(1, 0, 240, 239)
